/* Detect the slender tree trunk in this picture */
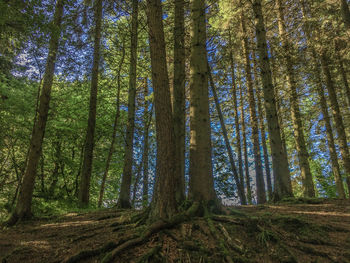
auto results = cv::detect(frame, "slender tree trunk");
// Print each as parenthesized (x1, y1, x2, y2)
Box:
(208, 66, 247, 205)
(335, 45, 350, 110)
(7, 0, 64, 225)
(142, 79, 152, 208)
(238, 74, 252, 204)
(79, 0, 103, 206)
(98, 38, 126, 208)
(117, 0, 139, 209)
(228, 32, 245, 197)
(251, 0, 293, 201)
(146, 0, 178, 219)
(253, 51, 273, 200)
(188, 0, 218, 208)
(276, 0, 315, 198)
(172, 0, 186, 204)
(321, 51, 350, 195)
(240, 12, 266, 204)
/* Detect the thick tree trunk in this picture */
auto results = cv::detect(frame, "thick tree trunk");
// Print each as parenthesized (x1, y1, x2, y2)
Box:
(79, 0, 103, 206)
(253, 51, 273, 200)
(7, 0, 64, 225)
(238, 75, 252, 204)
(117, 0, 139, 209)
(98, 39, 125, 208)
(172, 0, 186, 204)
(251, 0, 293, 201)
(321, 51, 350, 195)
(146, 0, 178, 219)
(188, 0, 218, 207)
(208, 67, 247, 205)
(240, 12, 266, 204)
(276, 0, 315, 198)
(228, 34, 245, 197)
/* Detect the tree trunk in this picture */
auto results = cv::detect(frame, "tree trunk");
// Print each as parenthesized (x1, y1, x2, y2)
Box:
(98, 37, 126, 208)
(79, 0, 103, 207)
(172, 0, 186, 204)
(208, 66, 247, 205)
(300, 3, 346, 198)
(7, 0, 64, 225)
(238, 73, 252, 204)
(188, 0, 218, 208)
(321, 51, 350, 195)
(146, 0, 178, 219)
(142, 79, 152, 208)
(253, 51, 273, 200)
(276, 0, 315, 198)
(335, 45, 350, 110)
(251, 0, 293, 201)
(117, 0, 139, 209)
(228, 32, 245, 199)
(240, 12, 266, 204)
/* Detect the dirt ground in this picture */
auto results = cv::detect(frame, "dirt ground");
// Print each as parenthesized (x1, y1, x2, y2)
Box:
(1, 199, 350, 263)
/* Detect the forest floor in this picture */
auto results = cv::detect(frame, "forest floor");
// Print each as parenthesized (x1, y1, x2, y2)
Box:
(1, 198, 350, 263)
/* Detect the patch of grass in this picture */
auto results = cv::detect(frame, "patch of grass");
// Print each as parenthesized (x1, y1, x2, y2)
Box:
(278, 197, 325, 205)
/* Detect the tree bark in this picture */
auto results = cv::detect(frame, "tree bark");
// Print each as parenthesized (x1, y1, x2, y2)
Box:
(188, 0, 218, 207)
(240, 12, 266, 204)
(7, 0, 64, 225)
(321, 51, 350, 195)
(117, 0, 139, 209)
(208, 66, 247, 205)
(251, 0, 293, 201)
(172, 0, 186, 204)
(79, 0, 103, 206)
(146, 0, 178, 219)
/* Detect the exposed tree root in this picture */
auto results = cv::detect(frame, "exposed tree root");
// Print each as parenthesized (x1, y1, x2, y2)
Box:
(135, 245, 162, 263)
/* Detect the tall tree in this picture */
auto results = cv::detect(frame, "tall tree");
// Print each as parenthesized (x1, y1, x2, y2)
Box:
(239, 74, 252, 204)
(321, 50, 350, 194)
(98, 37, 126, 208)
(188, 0, 218, 208)
(208, 66, 247, 205)
(146, 0, 178, 219)
(276, 0, 315, 198)
(240, 10, 266, 204)
(79, 0, 103, 206)
(251, 0, 293, 200)
(172, 0, 186, 204)
(7, 0, 64, 225)
(117, 0, 139, 209)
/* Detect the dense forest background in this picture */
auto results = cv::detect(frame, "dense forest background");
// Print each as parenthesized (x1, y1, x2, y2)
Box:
(0, 0, 350, 223)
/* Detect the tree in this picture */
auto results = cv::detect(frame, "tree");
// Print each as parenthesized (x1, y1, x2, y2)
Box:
(117, 0, 139, 209)
(7, 0, 65, 225)
(188, 0, 218, 209)
(240, 9, 266, 204)
(172, 0, 186, 204)
(251, 0, 293, 200)
(79, 0, 103, 206)
(146, 0, 178, 219)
